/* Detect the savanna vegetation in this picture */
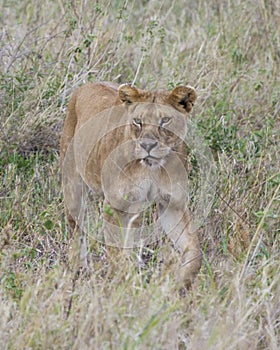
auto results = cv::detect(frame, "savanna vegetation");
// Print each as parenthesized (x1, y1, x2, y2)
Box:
(0, 1, 279, 349)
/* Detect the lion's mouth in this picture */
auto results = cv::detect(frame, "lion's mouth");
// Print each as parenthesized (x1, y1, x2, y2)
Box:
(141, 156, 164, 167)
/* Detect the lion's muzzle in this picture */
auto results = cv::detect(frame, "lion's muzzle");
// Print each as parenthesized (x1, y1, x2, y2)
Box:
(139, 139, 158, 153)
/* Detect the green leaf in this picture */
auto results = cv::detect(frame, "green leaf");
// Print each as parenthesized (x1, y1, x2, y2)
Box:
(44, 219, 54, 230)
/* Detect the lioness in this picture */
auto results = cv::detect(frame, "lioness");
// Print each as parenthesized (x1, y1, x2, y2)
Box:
(60, 82, 201, 286)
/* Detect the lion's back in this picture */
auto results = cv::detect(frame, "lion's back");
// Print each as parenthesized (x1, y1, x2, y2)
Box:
(60, 82, 122, 164)
(74, 82, 121, 127)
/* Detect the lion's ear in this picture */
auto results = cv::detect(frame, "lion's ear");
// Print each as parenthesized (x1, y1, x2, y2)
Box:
(118, 84, 141, 103)
(167, 86, 197, 113)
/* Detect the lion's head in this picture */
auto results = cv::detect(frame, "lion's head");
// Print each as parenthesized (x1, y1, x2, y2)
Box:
(118, 84, 197, 167)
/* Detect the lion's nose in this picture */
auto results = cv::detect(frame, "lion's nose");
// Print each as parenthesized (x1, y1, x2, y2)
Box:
(140, 140, 158, 153)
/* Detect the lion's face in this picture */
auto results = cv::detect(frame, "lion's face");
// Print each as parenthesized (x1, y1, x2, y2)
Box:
(126, 103, 187, 167)
(116, 83, 196, 169)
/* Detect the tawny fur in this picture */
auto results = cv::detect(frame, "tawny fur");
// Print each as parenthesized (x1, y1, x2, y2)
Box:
(60, 81, 201, 287)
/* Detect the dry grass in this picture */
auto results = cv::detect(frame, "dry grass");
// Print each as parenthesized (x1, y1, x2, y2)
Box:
(0, 0, 279, 349)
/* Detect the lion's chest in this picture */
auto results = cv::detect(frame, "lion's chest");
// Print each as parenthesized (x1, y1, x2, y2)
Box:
(121, 177, 160, 202)
(103, 164, 170, 212)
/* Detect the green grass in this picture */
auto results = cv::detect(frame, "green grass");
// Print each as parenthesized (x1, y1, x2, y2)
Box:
(0, 1, 279, 349)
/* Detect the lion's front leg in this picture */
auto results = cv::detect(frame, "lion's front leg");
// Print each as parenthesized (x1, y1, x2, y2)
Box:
(103, 202, 143, 273)
(159, 204, 201, 287)
(103, 201, 142, 248)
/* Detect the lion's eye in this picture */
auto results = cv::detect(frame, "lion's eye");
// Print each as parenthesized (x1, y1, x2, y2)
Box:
(133, 118, 142, 127)
(161, 117, 171, 125)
